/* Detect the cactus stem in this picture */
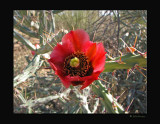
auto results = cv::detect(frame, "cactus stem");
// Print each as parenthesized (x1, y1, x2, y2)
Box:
(104, 52, 147, 72)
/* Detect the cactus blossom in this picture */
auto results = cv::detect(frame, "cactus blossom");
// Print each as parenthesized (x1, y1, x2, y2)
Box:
(48, 29, 106, 89)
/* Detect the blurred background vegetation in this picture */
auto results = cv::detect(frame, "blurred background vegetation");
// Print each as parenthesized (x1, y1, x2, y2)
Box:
(14, 10, 147, 114)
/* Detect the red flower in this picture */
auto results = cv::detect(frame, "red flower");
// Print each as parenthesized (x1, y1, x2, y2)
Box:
(48, 29, 106, 89)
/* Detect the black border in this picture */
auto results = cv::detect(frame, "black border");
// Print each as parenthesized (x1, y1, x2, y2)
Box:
(8, 9, 151, 121)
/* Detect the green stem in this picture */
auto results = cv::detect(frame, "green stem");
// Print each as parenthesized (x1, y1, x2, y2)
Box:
(104, 53, 147, 72)
(92, 80, 125, 113)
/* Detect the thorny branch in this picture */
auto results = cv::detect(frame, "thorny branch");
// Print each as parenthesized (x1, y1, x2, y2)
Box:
(20, 88, 71, 108)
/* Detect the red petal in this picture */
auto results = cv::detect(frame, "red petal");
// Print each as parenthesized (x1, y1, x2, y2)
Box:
(59, 76, 71, 88)
(80, 72, 100, 90)
(85, 42, 97, 61)
(50, 43, 73, 62)
(64, 71, 100, 89)
(48, 59, 57, 72)
(62, 29, 90, 52)
(49, 42, 74, 71)
(48, 41, 74, 88)
(48, 59, 71, 88)
(80, 79, 95, 90)
(92, 43, 106, 72)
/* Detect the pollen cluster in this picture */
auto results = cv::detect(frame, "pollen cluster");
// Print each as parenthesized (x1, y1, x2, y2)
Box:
(64, 51, 93, 77)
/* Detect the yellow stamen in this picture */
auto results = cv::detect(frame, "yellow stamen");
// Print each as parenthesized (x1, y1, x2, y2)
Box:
(70, 57, 80, 67)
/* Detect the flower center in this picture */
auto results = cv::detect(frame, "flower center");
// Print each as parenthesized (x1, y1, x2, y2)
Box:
(70, 57, 80, 67)
(64, 51, 93, 77)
